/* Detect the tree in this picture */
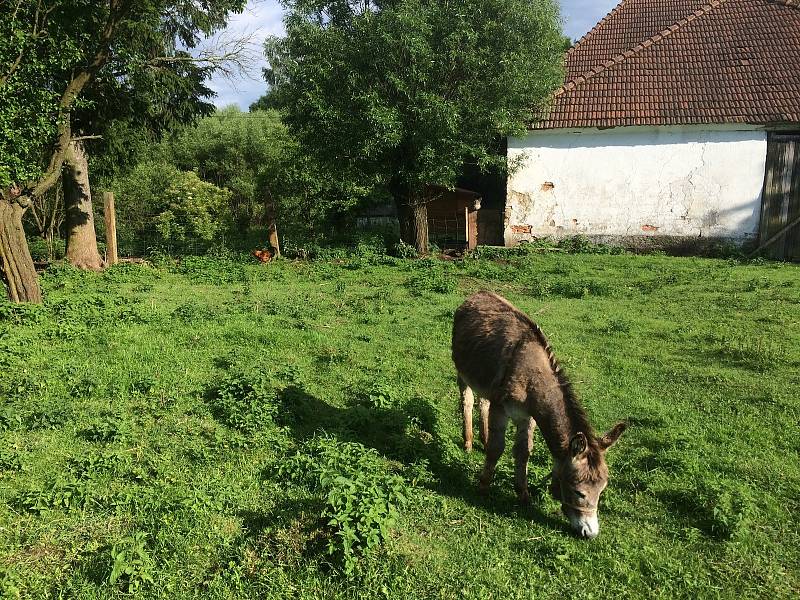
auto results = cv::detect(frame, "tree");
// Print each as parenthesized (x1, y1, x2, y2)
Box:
(167, 106, 296, 253)
(62, 140, 104, 269)
(264, 0, 564, 253)
(0, 0, 247, 302)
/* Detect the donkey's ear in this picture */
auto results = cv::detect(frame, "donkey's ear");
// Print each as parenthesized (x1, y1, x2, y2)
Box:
(569, 432, 588, 458)
(598, 422, 627, 451)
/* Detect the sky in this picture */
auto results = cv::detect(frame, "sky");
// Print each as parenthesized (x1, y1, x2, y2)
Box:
(206, 0, 620, 109)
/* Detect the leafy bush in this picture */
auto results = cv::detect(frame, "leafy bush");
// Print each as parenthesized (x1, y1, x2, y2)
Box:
(26, 237, 65, 262)
(109, 532, 155, 593)
(0, 298, 46, 326)
(172, 301, 216, 323)
(358, 381, 401, 410)
(557, 235, 625, 255)
(166, 107, 313, 233)
(406, 263, 457, 295)
(696, 480, 756, 540)
(108, 161, 232, 256)
(278, 437, 411, 574)
(392, 240, 419, 259)
(528, 276, 615, 299)
(0, 441, 23, 473)
(470, 236, 626, 259)
(14, 475, 90, 514)
(81, 414, 129, 444)
(173, 255, 247, 285)
(208, 372, 279, 434)
(153, 171, 232, 249)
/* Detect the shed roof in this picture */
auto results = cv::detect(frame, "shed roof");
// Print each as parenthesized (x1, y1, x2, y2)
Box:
(534, 0, 800, 129)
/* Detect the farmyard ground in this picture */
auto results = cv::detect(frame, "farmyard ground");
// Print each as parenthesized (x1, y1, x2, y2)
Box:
(1, 250, 798, 598)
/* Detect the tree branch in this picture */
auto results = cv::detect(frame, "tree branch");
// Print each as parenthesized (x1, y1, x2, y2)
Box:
(28, 0, 133, 200)
(150, 30, 261, 82)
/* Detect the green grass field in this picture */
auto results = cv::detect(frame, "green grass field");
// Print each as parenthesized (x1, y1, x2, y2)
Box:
(1, 249, 799, 598)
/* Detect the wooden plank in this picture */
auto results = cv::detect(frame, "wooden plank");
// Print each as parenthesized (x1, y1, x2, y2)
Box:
(776, 141, 796, 258)
(759, 139, 780, 256)
(750, 213, 800, 257)
(759, 134, 800, 260)
(103, 191, 118, 265)
(784, 137, 800, 261)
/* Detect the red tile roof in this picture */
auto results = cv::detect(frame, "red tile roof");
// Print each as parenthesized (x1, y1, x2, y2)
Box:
(534, 0, 800, 129)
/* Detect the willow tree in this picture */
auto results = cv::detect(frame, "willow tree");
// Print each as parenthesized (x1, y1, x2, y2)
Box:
(0, 0, 246, 301)
(264, 0, 564, 253)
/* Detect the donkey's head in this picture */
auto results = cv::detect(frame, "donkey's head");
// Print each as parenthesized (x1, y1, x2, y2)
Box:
(550, 422, 627, 539)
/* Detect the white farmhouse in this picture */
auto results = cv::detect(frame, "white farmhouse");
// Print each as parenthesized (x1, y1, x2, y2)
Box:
(506, 0, 800, 257)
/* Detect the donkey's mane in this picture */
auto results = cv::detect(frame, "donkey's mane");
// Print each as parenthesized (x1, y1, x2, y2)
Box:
(496, 295, 597, 442)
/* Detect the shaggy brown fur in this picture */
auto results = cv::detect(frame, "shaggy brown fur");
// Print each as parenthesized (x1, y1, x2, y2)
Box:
(452, 291, 626, 538)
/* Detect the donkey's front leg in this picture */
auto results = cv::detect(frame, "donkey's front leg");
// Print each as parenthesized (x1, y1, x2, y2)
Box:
(512, 417, 536, 505)
(478, 404, 509, 493)
(458, 375, 475, 452)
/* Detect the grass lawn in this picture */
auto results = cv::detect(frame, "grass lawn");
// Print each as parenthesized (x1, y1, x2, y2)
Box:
(1, 250, 799, 598)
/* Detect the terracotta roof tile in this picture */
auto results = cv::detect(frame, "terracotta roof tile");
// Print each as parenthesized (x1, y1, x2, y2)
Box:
(534, 0, 800, 129)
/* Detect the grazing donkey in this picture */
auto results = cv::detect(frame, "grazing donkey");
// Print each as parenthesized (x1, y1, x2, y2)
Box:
(452, 291, 626, 539)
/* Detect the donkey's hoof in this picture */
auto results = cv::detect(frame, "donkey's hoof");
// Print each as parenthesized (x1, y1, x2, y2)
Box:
(463, 442, 473, 453)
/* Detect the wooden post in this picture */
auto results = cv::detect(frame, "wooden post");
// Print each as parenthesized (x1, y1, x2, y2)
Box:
(265, 193, 280, 256)
(103, 191, 118, 265)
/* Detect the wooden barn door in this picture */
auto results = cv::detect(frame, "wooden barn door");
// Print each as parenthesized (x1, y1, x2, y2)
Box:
(759, 133, 800, 260)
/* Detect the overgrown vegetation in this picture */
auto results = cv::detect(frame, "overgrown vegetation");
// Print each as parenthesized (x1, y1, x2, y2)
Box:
(0, 250, 798, 597)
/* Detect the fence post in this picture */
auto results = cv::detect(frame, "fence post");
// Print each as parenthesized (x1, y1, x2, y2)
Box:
(265, 193, 280, 256)
(103, 191, 118, 265)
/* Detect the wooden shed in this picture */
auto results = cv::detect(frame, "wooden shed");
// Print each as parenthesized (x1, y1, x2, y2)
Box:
(425, 184, 482, 251)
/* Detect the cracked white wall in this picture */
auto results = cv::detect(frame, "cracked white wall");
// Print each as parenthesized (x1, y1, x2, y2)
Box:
(505, 125, 767, 245)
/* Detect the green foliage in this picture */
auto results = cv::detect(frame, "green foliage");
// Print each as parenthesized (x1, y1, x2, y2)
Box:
(698, 480, 756, 541)
(392, 240, 419, 259)
(528, 276, 615, 299)
(0, 0, 86, 188)
(109, 533, 155, 593)
(1, 0, 247, 191)
(0, 440, 23, 473)
(154, 171, 232, 246)
(15, 474, 90, 514)
(265, 0, 564, 221)
(279, 437, 411, 574)
(109, 161, 232, 254)
(0, 253, 799, 596)
(359, 382, 400, 410)
(209, 372, 279, 434)
(406, 263, 457, 295)
(166, 107, 296, 229)
(469, 236, 627, 259)
(172, 254, 247, 285)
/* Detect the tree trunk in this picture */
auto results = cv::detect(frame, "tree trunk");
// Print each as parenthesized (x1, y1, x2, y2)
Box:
(63, 141, 104, 270)
(0, 198, 42, 303)
(396, 195, 430, 254)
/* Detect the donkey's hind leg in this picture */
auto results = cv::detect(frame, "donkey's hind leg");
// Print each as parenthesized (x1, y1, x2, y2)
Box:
(458, 375, 475, 452)
(513, 417, 536, 505)
(478, 403, 509, 493)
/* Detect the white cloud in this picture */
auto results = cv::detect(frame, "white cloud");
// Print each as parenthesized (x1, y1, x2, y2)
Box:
(204, 0, 621, 109)
(561, 0, 619, 42)
(204, 0, 285, 109)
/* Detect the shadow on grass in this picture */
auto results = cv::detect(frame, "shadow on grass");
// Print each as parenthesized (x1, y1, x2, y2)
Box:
(268, 383, 564, 531)
(237, 500, 331, 568)
(655, 489, 729, 540)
